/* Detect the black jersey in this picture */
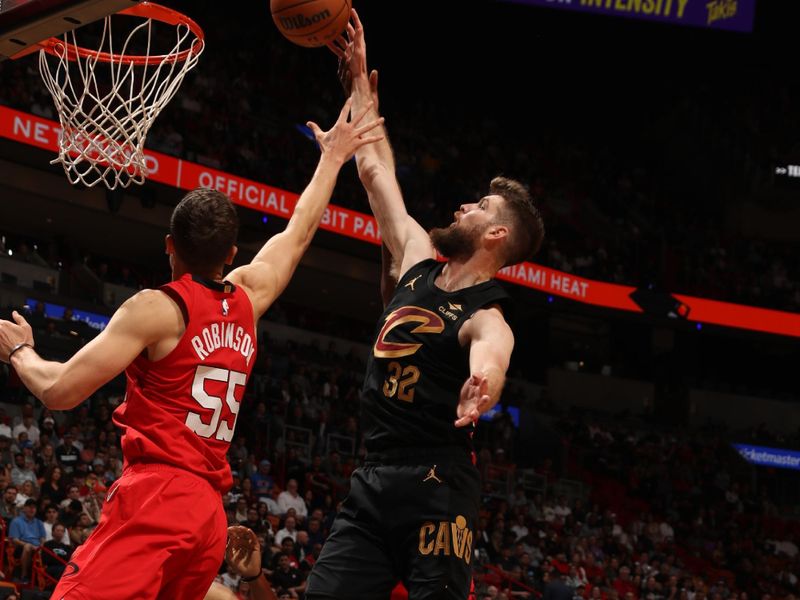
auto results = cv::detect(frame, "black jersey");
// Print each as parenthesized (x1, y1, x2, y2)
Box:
(361, 259, 510, 453)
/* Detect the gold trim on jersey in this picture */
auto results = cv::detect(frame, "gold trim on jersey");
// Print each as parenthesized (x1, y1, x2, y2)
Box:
(373, 306, 445, 359)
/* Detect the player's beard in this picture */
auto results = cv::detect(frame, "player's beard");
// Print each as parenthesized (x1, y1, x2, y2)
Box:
(429, 222, 483, 261)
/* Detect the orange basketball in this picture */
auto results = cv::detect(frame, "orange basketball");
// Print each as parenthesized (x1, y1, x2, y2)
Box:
(271, 0, 351, 48)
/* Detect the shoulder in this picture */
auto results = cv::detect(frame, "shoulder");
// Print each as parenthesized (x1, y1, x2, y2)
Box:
(120, 288, 177, 313)
(396, 258, 438, 286)
(117, 289, 184, 326)
(461, 304, 513, 341)
(103, 289, 185, 348)
(468, 304, 511, 329)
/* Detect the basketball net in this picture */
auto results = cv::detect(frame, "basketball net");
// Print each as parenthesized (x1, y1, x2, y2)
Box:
(38, 4, 204, 189)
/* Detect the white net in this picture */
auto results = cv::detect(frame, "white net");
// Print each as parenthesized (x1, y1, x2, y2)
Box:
(38, 7, 204, 189)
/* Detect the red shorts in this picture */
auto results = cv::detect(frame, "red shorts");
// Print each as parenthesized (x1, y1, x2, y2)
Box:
(53, 464, 227, 600)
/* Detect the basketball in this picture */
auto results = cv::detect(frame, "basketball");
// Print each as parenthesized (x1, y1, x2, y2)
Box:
(270, 0, 351, 48)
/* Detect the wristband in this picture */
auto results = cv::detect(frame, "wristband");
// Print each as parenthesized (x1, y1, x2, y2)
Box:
(240, 572, 263, 583)
(7, 342, 32, 362)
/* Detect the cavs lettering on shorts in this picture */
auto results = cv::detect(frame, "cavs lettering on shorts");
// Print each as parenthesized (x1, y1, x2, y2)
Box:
(418, 515, 473, 564)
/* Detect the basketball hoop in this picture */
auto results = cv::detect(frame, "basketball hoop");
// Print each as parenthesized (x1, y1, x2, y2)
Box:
(37, 2, 204, 189)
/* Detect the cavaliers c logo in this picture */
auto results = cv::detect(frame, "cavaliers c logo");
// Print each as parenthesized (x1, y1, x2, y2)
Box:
(373, 307, 445, 359)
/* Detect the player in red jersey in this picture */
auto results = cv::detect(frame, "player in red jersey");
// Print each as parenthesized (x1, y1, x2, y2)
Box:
(0, 97, 383, 600)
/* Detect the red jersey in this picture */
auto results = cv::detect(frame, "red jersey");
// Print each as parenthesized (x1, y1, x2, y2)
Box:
(113, 274, 256, 493)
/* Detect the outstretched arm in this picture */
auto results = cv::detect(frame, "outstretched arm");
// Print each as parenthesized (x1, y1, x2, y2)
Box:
(455, 307, 514, 427)
(227, 97, 383, 319)
(0, 290, 182, 411)
(379, 243, 399, 308)
(330, 10, 435, 277)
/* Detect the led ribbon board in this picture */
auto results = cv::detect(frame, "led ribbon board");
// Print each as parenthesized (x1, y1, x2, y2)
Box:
(499, 0, 755, 32)
(2, 105, 798, 338)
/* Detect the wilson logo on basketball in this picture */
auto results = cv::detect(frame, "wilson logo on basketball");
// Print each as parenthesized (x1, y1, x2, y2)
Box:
(278, 9, 331, 30)
(373, 307, 445, 359)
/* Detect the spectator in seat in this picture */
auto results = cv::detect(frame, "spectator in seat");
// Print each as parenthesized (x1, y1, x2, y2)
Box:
(36, 443, 58, 475)
(250, 459, 274, 498)
(14, 479, 36, 507)
(0, 435, 13, 468)
(512, 513, 530, 542)
(39, 415, 58, 444)
(9, 498, 45, 582)
(1, 484, 18, 524)
(59, 485, 82, 511)
(10, 452, 35, 487)
(13, 414, 40, 447)
(270, 552, 305, 599)
(294, 531, 310, 561)
(69, 513, 95, 546)
(543, 571, 575, 600)
(59, 498, 84, 532)
(279, 537, 300, 568)
(233, 497, 249, 523)
(238, 476, 254, 505)
(277, 479, 307, 521)
(613, 566, 638, 599)
(275, 515, 298, 547)
(241, 506, 267, 536)
(43, 505, 69, 543)
(306, 517, 325, 547)
(43, 522, 73, 581)
(55, 432, 80, 474)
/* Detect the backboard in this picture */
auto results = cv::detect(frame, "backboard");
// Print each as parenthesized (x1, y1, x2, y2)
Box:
(0, 0, 141, 60)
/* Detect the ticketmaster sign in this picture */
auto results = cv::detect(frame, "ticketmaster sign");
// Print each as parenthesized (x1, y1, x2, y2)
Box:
(503, 0, 755, 32)
(733, 444, 800, 471)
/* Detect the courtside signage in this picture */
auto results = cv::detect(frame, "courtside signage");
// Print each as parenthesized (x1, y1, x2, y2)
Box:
(2, 105, 798, 338)
(732, 444, 800, 471)
(500, 0, 755, 32)
(25, 298, 111, 331)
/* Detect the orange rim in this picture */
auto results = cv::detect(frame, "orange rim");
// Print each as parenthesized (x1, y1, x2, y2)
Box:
(38, 2, 204, 66)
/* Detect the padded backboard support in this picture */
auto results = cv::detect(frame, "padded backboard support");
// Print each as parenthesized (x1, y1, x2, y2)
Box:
(0, 0, 142, 60)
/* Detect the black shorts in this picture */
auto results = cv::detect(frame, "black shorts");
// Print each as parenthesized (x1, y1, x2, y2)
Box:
(306, 447, 479, 600)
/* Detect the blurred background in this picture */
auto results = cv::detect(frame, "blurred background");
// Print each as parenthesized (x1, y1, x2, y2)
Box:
(0, 0, 798, 598)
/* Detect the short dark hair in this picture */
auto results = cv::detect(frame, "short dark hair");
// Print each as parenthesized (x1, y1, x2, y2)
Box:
(490, 177, 545, 267)
(24, 498, 37, 507)
(170, 188, 239, 273)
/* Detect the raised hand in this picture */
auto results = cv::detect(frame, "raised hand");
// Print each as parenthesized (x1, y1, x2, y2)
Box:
(328, 9, 379, 109)
(0, 311, 34, 363)
(454, 373, 491, 428)
(306, 97, 384, 166)
(225, 525, 261, 579)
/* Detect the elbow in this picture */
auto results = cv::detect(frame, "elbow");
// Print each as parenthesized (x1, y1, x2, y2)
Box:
(40, 383, 81, 411)
(358, 160, 389, 186)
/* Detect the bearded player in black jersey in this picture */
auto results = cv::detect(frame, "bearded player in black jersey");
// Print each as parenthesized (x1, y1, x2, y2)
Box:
(306, 10, 545, 600)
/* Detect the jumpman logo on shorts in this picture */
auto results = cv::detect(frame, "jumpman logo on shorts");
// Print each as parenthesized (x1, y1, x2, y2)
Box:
(423, 465, 442, 484)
